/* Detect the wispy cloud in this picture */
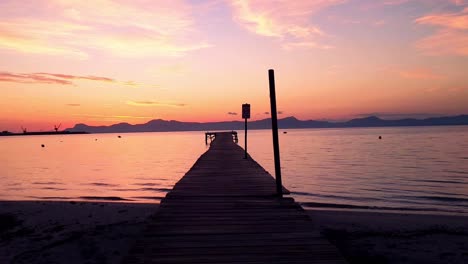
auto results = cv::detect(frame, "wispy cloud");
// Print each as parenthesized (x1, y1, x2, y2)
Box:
(399, 68, 445, 80)
(227, 112, 238, 115)
(229, 0, 344, 49)
(0, 0, 211, 58)
(415, 7, 468, 56)
(37, 73, 115, 82)
(450, 0, 467, 6)
(126, 101, 187, 107)
(66, 103, 81, 107)
(0, 72, 119, 85)
(355, 112, 443, 119)
(75, 114, 154, 120)
(0, 72, 73, 85)
(383, 0, 410, 5)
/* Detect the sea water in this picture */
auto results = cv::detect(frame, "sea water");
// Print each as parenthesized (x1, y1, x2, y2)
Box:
(1, 126, 467, 215)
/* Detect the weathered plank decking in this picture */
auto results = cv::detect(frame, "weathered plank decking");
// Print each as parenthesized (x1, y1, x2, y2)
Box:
(123, 132, 347, 263)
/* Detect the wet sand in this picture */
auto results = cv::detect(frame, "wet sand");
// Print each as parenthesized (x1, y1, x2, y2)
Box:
(1, 201, 468, 264)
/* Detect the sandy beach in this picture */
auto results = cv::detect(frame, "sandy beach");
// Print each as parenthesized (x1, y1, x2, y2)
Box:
(0, 201, 157, 264)
(309, 209, 468, 264)
(2, 201, 468, 264)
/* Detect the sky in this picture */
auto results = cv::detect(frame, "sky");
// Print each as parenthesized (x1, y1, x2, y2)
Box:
(0, 0, 467, 132)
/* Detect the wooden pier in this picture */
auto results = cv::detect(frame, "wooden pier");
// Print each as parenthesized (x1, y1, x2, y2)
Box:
(123, 132, 346, 263)
(205, 131, 238, 144)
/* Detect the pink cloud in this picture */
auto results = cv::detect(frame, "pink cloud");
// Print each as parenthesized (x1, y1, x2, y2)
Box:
(0, 0, 211, 58)
(0, 72, 73, 85)
(383, 0, 410, 5)
(229, 0, 345, 49)
(414, 7, 468, 56)
(36, 73, 115, 82)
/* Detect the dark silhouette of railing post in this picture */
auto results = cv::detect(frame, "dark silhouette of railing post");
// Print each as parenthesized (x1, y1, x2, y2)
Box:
(242, 103, 250, 159)
(268, 69, 283, 197)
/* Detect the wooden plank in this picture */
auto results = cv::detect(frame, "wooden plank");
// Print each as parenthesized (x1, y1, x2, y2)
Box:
(123, 132, 347, 264)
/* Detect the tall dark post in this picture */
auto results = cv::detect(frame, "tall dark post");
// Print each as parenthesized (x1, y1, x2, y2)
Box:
(242, 103, 251, 159)
(244, 118, 248, 159)
(269, 69, 283, 197)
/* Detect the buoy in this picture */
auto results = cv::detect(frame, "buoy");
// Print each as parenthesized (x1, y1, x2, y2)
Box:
(379, 136, 382, 139)
(41, 144, 45, 147)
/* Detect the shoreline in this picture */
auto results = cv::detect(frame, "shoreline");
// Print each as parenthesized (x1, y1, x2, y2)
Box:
(1, 200, 468, 263)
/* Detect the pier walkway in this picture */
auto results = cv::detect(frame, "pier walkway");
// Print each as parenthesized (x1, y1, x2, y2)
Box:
(123, 132, 346, 263)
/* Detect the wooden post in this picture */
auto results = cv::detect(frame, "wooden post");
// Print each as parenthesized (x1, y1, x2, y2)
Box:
(268, 69, 283, 197)
(244, 118, 248, 159)
(242, 104, 250, 159)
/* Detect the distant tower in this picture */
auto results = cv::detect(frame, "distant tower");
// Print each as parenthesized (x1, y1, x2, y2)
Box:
(54, 123, 62, 132)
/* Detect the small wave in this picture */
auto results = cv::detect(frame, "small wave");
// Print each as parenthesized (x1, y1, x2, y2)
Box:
(291, 191, 379, 202)
(410, 179, 465, 185)
(32, 182, 64, 185)
(445, 170, 468, 175)
(40, 187, 67, 190)
(301, 202, 438, 212)
(79, 196, 131, 201)
(132, 196, 165, 201)
(83, 182, 120, 187)
(133, 183, 160, 186)
(7, 187, 23, 191)
(28, 196, 72, 200)
(140, 187, 172, 192)
(417, 196, 468, 203)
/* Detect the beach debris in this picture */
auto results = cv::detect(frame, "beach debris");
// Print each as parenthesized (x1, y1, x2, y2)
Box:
(41, 144, 45, 147)
(118, 135, 121, 138)
(379, 136, 382, 139)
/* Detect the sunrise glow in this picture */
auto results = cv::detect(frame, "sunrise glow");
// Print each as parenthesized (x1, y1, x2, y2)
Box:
(1, 0, 467, 132)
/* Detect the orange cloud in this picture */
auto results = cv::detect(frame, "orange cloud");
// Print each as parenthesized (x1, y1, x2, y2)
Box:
(415, 7, 468, 56)
(126, 101, 187, 107)
(0, 0, 210, 58)
(229, 0, 344, 49)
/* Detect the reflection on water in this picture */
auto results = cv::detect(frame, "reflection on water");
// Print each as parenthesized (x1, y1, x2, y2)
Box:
(1, 126, 468, 215)
(0, 131, 207, 202)
(239, 126, 468, 215)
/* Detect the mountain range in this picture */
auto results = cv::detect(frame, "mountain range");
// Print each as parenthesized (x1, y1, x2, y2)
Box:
(66, 115, 468, 133)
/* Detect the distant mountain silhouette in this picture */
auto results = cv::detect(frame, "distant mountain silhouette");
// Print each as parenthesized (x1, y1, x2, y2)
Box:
(66, 115, 468, 133)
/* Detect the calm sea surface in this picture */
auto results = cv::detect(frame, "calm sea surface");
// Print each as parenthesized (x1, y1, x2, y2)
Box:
(1, 126, 468, 215)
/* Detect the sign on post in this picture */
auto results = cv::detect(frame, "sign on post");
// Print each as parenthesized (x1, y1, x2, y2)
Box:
(242, 104, 250, 119)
